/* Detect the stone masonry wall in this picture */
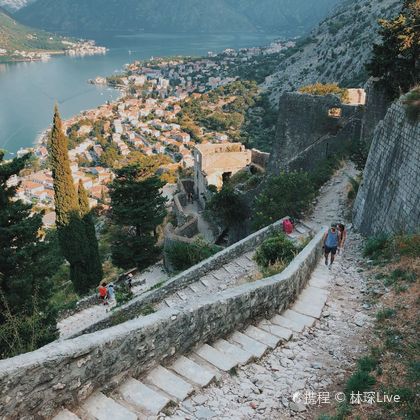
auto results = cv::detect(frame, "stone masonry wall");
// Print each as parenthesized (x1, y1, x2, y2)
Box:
(79, 218, 289, 336)
(353, 98, 420, 235)
(269, 92, 363, 174)
(0, 230, 324, 419)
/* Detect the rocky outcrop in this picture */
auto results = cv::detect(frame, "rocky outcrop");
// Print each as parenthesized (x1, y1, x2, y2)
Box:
(353, 98, 420, 235)
(268, 92, 363, 173)
(264, 0, 401, 106)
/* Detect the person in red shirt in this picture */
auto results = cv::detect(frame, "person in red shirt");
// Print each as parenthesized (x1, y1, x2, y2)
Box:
(98, 282, 108, 305)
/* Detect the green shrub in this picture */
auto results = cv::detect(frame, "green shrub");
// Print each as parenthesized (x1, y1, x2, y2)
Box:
(402, 87, 420, 123)
(255, 233, 297, 268)
(166, 239, 221, 271)
(363, 234, 391, 259)
(115, 283, 134, 306)
(376, 307, 396, 321)
(345, 370, 376, 395)
(299, 82, 350, 103)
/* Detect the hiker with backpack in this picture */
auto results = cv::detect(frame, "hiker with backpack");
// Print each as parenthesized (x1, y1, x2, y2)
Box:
(337, 223, 347, 254)
(323, 223, 340, 269)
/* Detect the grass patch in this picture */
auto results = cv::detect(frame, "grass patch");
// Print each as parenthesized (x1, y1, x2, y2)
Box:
(376, 307, 396, 321)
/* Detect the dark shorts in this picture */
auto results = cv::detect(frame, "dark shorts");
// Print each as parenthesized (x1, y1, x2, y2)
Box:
(325, 246, 337, 255)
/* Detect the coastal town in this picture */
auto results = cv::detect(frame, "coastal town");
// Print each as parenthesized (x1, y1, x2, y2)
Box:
(13, 38, 295, 227)
(0, 39, 106, 62)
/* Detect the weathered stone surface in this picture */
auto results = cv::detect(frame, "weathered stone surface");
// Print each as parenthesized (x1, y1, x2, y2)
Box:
(258, 320, 293, 341)
(82, 392, 137, 420)
(271, 314, 305, 333)
(195, 344, 237, 372)
(292, 293, 327, 319)
(354, 98, 420, 235)
(146, 365, 193, 401)
(282, 309, 316, 328)
(118, 377, 170, 415)
(243, 326, 281, 349)
(171, 356, 215, 387)
(213, 339, 253, 365)
(229, 331, 268, 359)
(52, 409, 81, 420)
(269, 92, 363, 174)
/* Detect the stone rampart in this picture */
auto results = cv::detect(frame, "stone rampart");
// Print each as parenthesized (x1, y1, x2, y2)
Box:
(0, 229, 324, 419)
(353, 97, 420, 235)
(79, 217, 290, 335)
(269, 92, 364, 173)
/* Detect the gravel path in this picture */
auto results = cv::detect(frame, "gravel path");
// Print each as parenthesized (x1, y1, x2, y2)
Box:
(161, 162, 373, 420)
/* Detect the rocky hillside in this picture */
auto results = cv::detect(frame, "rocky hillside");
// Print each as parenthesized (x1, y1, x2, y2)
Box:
(16, 0, 340, 35)
(264, 0, 401, 105)
(0, 7, 65, 52)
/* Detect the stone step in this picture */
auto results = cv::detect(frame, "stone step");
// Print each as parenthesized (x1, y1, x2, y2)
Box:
(299, 286, 329, 301)
(171, 356, 215, 387)
(309, 275, 330, 289)
(282, 309, 316, 328)
(213, 339, 254, 365)
(229, 331, 267, 359)
(194, 344, 238, 371)
(118, 377, 170, 416)
(52, 409, 81, 420)
(243, 251, 255, 261)
(146, 365, 194, 401)
(293, 293, 328, 319)
(162, 297, 182, 308)
(258, 320, 293, 341)
(235, 256, 255, 270)
(210, 268, 228, 281)
(224, 261, 246, 276)
(188, 282, 206, 294)
(82, 392, 137, 420)
(243, 325, 281, 349)
(200, 275, 216, 287)
(271, 314, 305, 333)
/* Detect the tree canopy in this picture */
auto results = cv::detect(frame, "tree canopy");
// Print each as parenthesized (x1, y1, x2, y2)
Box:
(367, 0, 420, 99)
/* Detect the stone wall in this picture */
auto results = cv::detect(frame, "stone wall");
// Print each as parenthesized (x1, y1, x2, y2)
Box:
(74, 218, 289, 336)
(269, 92, 364, 173)
(360, 78, 392, 146)
(0, 229, 324, 419)
(353, 98, 420, 235)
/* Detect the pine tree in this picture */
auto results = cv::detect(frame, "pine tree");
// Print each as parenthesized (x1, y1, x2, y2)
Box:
(109, 164, 167, 270)
(49, 106, 101, 293)
(367, 0, 420, 99)
(0, 151, 59, 357)
(78, 180, 103, 282)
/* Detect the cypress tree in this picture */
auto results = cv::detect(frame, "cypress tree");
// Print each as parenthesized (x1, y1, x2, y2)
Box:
(78, 180, 103, 281)
(49, 106, 101, 293)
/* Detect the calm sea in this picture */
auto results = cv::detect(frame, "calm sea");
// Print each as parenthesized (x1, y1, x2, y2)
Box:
(0, 32, 282, 158)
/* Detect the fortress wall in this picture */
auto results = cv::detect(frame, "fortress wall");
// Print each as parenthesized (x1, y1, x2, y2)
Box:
(353, 98, 420, 235)
(0, 229, 324, 419)
(269, 92, 364, 173)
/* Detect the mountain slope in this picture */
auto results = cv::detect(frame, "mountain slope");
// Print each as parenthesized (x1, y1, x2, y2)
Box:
(264, 0, 402, 104)
(0, 7, 64, 52)
(16, 0, 340, 35)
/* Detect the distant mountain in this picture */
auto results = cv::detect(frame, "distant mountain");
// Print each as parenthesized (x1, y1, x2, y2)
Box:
(0, 0, 35, 12)
(264, 0, 402, 104)
(0, 6, 64, 53)
(16, 0, 340, 35)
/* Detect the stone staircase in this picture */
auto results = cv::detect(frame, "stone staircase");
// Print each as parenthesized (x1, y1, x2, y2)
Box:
(53, 259, 330, 420)
(155, 224, 311, 313)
